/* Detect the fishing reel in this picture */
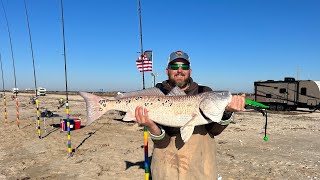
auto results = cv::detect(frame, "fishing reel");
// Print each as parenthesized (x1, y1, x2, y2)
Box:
(245, 104, 267, 116)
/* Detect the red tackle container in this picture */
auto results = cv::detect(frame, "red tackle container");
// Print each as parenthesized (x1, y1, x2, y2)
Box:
(60, 118, 81, 131)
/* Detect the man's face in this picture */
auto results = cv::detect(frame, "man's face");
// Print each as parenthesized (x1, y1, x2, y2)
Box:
(166, 60, 192, 88)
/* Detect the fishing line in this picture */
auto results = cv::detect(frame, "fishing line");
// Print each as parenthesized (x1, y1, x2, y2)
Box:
(24, 0, 41, 139)
(264, 111, 268, 141)
(1, 0, 20, 127)
(0, 53, 7, 125)
(245, 99, 269, 141)
(60, 0, 72, 157)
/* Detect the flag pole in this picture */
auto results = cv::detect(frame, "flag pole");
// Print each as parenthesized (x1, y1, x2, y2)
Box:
(138, 0, 145, 90)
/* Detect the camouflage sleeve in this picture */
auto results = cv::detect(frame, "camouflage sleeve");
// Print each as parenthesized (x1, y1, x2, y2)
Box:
(202, 86, 212, 92)
(149, 126, 165, 140)
(205, 112, 234, 136)
(205, 122, 229, 136)
(151, 125, 172, 148)
(219, 111, 234, 125)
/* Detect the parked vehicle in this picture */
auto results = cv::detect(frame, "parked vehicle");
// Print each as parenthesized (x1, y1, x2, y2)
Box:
(254, 77, 320, 111)
(36, 87, 46, 96)
(12, 88, 19, 94)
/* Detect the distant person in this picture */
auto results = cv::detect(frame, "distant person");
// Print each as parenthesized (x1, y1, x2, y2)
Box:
(135, 50, 245, 179)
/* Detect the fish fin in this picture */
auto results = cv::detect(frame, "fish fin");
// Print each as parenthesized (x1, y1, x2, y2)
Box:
(180, 125, 195, 143)
(122, 111, 136, 121)
(79, 92, 108, 126)
(167, 86, 187, 96)
(180, 114, 197, 142)
(115, 87, 165, 99)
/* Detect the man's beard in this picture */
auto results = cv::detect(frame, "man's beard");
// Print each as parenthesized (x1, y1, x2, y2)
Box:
(168, 72, 190, 88)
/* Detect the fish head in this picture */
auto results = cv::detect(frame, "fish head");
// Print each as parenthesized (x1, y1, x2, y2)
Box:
(199, 91, 232, 122)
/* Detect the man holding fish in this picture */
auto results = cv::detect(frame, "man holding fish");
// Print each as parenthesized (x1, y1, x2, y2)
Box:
(135, 50, 246, 180)
(80, 50, 246, 180)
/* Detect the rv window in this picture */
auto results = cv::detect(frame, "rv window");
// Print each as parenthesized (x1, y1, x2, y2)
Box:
(266, 94, 271, 98)
(279, 88, 286, 94)
(301, 88, 307, 95)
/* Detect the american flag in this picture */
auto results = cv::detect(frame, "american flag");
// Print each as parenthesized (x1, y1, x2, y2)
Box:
(136, 52, 152, 72)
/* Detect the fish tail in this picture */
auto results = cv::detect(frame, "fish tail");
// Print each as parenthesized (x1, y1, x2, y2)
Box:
(79, 92, 108, 126)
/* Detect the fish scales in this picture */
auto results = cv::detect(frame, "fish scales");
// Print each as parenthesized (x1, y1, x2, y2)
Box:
(107, 95, 200, 113)
(105, 95, 201, 127)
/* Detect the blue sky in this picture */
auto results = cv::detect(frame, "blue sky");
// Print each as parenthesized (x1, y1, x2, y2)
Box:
(0, 0, 319, 93)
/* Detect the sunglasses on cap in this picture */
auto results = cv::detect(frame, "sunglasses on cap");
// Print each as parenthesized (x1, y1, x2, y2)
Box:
(168, 64, 190, 70)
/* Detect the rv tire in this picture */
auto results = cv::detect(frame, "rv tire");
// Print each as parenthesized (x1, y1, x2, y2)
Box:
(269, 105, 277, 111)
(288, 107, 297, 111)
(277, 104, 285, 111)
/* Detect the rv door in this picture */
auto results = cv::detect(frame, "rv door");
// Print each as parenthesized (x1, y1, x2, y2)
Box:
(286, 82, 297, 105)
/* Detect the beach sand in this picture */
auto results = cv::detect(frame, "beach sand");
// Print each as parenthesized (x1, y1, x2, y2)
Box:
(0, 93, 319, 179)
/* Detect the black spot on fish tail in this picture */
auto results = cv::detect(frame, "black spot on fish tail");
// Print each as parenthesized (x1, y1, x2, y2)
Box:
(134, 96, 143, 101)
(125, 99, 131, 105)
(99, 100, 107, 108)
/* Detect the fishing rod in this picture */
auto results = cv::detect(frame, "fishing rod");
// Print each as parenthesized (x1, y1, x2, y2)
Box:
(0, 53, 7, 125)
(138, 0, 150, 179)
(24, 0, 41, 139)
(245, 99, 269, 141)
(60, 0, 72, 157)
(1, 0, 20, 127)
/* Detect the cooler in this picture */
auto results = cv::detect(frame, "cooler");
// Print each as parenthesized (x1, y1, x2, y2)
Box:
(60, 118, 81, 131)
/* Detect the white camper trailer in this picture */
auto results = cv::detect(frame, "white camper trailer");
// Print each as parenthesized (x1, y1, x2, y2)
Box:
(254, 77, 320, 111)
(36, 87, 46, 96)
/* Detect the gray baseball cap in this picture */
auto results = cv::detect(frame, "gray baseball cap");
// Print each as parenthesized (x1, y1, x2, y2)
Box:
(168, 50, 190, 65)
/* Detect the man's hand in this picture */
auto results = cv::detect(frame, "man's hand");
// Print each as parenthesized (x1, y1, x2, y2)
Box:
(135, 106, 161, 136)
(225, 94, 246, 112)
